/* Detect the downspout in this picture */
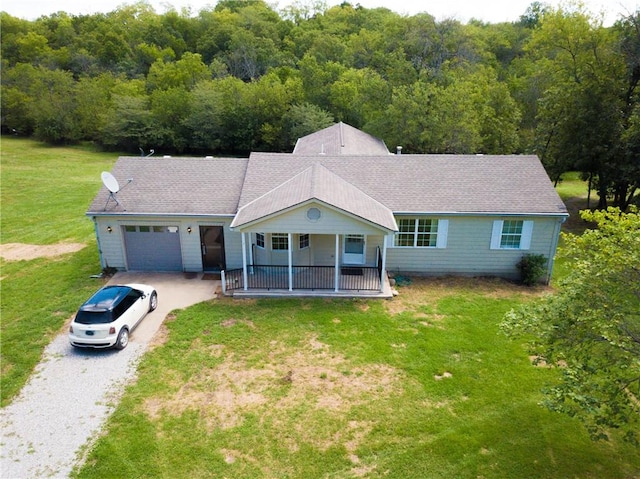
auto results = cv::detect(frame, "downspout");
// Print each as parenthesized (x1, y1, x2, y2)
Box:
(248, 235, 254, 274)
(380, 235, 388, 292)
(92, 216, 106, 269)
(288, 233, 293, 292)
(546, 217, 566, 285)
(334, 234, 340, 292)
(241, 232, 248, 291)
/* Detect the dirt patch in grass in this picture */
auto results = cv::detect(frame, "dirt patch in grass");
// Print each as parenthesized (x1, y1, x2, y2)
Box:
(143, 334, 409, 458)
(0, 242, 86, 261)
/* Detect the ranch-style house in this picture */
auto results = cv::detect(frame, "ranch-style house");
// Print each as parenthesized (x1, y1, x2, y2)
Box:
(87, 122, 568, 297)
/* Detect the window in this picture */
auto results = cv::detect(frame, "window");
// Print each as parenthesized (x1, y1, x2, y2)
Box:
(394, 218, 447, 248)
(299, 234, 309, 249)
(153, 226, 164, 233)
(491, 220, 533, 250)
(271, 233, 289, 251)
(124, 225, 136, 232)
(256, 232, 265, 249)
(500, 220, 522, 248)
(138, 226, 150, 233)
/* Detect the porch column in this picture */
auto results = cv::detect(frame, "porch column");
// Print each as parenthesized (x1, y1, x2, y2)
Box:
(380, 235, 388, 292)
(288, 233, 293, 291)
(334, 234, 340, 292)
(241, 232, 248, 291)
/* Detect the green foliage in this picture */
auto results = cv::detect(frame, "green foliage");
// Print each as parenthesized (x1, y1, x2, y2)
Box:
(516, 253, 547, 286)
(1, 0, 639, 201)
(503, 207, 640, 443)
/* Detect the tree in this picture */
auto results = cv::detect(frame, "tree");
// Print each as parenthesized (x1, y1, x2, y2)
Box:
(502, 208, 640, 444)
(100, 87, 159, 152)
(329, 67, 390, 127)
(29, 67, 81, 143)
(282, 102, 334, 149)
(147, 52, 210, 91)
(526, 4, 632, 207)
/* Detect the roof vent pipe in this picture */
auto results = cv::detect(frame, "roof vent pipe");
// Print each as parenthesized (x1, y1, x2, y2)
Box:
(396, 146, 402, 155)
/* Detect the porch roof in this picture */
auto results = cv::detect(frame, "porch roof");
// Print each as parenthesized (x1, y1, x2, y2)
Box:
(230, 162, 397, 231)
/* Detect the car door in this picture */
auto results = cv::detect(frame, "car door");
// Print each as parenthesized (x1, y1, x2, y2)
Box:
(117, 289, 147, 330)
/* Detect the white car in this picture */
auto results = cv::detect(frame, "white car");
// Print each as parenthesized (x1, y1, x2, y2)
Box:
(69, 283, 157, 350)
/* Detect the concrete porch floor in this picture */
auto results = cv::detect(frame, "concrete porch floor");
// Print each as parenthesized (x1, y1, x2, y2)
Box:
(229, 274, 394, 299)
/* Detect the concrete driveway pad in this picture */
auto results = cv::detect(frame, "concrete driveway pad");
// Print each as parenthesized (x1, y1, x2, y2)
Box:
(1, 273, 217, 479)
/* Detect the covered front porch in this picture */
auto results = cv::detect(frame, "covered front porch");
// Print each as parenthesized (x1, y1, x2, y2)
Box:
(221, 232, 393, 298)
(221, 263, 393, 298)
(227, 163, 399, 298)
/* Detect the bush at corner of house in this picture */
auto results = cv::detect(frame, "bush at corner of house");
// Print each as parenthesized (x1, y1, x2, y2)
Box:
(517, 254, 547, 286)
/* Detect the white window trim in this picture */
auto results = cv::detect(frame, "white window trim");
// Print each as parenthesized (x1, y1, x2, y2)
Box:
(256, 232, 265, 249)
(391, 218, 448, 249)
(271, 233, 289, 251)
(490, 220, 533, 250)
(299, 233, 310, 249)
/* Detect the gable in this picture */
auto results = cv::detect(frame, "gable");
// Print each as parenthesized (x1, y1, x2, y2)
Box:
(231, 162, 397, 231)
(236, 200, 390, 235)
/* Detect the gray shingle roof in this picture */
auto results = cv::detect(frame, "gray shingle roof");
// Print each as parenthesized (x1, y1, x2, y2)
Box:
(231, 163, 397, 230)
(292, 122, 390, 156)
(240, 153, 568, 216)
(87, 157, 248, 215)
(88, 144, 567, 220)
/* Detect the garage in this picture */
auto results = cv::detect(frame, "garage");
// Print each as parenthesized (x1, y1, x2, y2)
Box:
(123, 225, 182, 271)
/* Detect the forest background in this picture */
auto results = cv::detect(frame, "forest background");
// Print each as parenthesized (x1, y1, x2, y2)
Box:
(1, 0, 638, 209)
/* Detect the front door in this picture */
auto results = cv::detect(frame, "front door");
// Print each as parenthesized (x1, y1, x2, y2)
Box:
(200, 226, 226, 271)
(343, 234, 365, 264)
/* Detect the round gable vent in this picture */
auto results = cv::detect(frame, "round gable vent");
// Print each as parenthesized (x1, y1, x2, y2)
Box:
(306, 207, 321, 221)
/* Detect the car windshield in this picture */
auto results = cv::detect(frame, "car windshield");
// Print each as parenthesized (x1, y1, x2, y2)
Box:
(75, 310, 113, 324)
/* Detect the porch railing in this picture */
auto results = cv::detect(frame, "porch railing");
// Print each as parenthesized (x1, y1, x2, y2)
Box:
(222, 265, 382, 293)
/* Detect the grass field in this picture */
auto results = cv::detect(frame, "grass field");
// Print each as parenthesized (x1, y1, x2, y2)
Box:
(72, 285, 640, 478)
(1, 137, 118, 404)
(1, 138, 638, 478)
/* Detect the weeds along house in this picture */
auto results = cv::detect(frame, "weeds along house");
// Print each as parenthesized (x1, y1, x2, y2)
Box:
(87, 122, 568, 296)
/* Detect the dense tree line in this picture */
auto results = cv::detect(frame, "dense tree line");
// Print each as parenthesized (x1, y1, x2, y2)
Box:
(1, 0, 638, 207)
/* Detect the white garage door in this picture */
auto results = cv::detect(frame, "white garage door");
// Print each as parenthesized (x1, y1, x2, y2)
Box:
(124, 225, 182, 271)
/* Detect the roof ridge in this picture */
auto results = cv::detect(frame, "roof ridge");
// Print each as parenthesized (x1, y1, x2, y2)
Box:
(236, 163, 315, 214)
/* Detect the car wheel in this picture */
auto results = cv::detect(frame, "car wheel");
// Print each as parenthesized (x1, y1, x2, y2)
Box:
(148, 291, 158, 312)
(115, 328, 129, 350)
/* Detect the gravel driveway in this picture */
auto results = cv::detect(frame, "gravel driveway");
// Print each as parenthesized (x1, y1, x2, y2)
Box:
(1, 272, 217, 479)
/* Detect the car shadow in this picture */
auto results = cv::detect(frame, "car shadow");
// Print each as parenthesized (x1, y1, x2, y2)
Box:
(67, 346, 122, 358)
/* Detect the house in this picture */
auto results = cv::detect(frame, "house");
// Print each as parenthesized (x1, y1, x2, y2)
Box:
(87, 122, 568, 296)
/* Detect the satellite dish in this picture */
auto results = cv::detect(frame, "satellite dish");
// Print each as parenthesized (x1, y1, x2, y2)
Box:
(101, 171, 120, 193)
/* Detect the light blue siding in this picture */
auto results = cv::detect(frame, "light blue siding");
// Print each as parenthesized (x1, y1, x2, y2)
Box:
(93, 214, 564, 281)
(386, 216, 563, 280)
(92, 216, 236, 272)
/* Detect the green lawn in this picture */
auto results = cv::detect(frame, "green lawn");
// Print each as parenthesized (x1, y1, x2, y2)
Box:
(0, 137, 117, 244)
(1, 139, 637, 477)
(73, 283, 640, 478)
(0, 137, 118, 404)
